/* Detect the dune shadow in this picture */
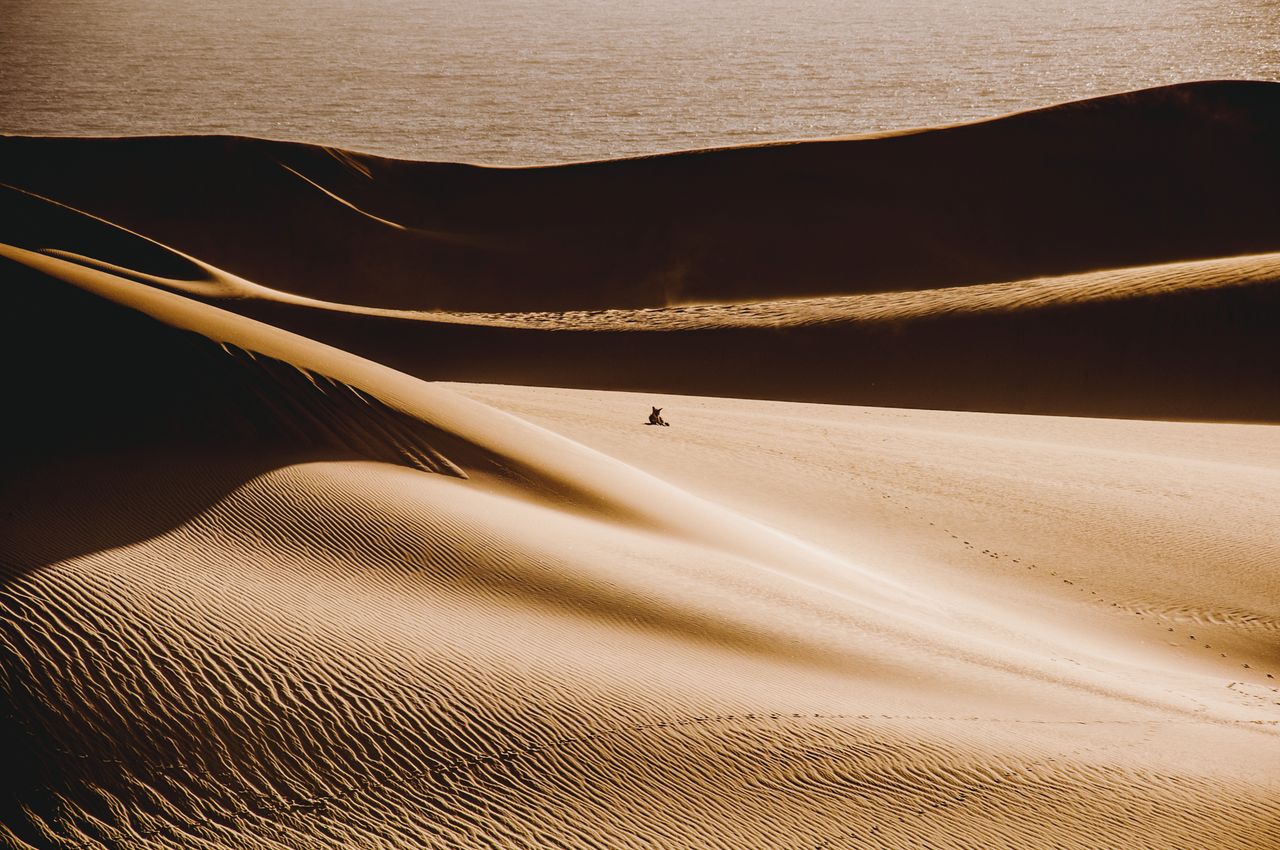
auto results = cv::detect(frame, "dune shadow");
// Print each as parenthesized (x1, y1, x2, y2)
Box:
(0, 257, 476, 576)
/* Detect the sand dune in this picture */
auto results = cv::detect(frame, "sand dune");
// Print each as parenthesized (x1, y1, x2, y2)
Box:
(3, 83, 1280, 849)
(2, 180, 1278, 420)
(5, 241, 1280, 850)
(4, 80, 1280, 312)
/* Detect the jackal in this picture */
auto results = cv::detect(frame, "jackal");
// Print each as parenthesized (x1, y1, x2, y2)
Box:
(647, 406, 670, 426)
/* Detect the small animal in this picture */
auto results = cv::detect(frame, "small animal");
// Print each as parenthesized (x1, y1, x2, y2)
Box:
(646, 406, 670, 426)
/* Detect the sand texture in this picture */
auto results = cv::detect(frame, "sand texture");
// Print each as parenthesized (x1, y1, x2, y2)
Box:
(2, 81, 1279, 849)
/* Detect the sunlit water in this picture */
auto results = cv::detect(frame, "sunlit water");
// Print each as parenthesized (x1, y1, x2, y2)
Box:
(2, 0, 1278, 163)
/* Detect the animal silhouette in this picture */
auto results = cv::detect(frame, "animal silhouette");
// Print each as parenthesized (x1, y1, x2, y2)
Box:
(647, 406, 670, 426)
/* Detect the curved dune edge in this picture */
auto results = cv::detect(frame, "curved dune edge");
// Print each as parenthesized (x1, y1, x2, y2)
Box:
(173, 251, 1280, 330)
(10, 182, 1280, 330)
(2, 240, 1280, 848)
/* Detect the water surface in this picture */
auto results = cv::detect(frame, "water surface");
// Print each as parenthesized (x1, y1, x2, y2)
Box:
(3, 0, 1278, 162)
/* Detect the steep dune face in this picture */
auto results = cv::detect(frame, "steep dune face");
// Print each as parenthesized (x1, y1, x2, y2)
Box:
(2, 262, 465, 482)
(4, 80, 1280, 310)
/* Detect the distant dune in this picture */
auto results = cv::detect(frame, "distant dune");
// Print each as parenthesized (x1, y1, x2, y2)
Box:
(4, 80, 1280, 311)
(3, 83, 1280, 849)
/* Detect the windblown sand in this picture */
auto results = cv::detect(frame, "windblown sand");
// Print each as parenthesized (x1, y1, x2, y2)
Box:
(3, 82, 1279, 849)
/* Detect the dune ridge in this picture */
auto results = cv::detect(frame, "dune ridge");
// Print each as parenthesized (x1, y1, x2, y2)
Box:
(3, 82, 1280, 849)
(4, 80, 1280, 312)
(2, 178, 1278, 421)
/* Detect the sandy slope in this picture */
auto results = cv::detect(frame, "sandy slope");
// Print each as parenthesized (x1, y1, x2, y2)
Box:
(454, 384, 1280, 677)
(3, 82, 1280, 848)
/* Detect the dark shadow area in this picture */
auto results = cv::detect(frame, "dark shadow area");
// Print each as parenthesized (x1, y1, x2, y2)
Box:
(0, 685, 75, 850)
(0, 182, 208, 280)
(2, 81, 1280, 311)
(0, 259, 472, 575)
